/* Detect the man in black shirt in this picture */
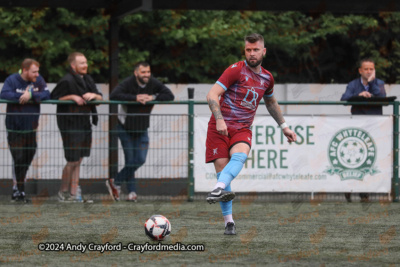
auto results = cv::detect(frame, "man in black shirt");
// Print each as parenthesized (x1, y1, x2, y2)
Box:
(107, 62, 174, 201)
(51, 52, 103, 202)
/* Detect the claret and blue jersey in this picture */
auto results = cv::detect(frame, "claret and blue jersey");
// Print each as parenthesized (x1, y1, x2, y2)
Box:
(211, 60, 274, 130)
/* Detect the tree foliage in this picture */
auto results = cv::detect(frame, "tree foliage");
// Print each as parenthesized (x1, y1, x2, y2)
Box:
(0, 7, 109, 83)
(0, 8, 400, 84)
(119, 10, 400, 83)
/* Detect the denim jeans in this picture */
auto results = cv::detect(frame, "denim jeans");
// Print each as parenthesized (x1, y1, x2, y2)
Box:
(115, 124, 149, 193)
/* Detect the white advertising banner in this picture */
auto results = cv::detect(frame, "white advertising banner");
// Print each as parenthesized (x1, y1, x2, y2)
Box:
(194, 115, 393, 193)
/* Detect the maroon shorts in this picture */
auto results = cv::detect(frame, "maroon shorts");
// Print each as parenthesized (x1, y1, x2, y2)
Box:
(205, 123, 252, 163)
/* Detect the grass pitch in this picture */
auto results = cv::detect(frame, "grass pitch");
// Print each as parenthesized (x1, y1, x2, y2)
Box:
(0, 196, 399, 266)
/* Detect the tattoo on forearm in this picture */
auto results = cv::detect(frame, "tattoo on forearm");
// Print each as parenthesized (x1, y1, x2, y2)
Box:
(265, 98, 285, 125)
(208, 99, 224, 120)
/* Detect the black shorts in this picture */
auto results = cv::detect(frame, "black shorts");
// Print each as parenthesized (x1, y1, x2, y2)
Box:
(59, 128, 92, 162)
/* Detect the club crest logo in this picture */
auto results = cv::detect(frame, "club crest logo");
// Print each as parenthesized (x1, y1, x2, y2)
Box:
(240, 87, 258, 110)
(324, 128, 379, 180)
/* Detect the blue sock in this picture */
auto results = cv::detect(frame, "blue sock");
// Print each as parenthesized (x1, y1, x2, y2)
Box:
(216, 172, 233, 216)
(218, 152, 248, 186)
(220, 184, 232, 216)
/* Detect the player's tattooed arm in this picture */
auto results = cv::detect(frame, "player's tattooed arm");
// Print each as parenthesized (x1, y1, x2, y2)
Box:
(264, 95, 297, 143)
(208, 99, 224, 120)
(264, 96, 285, 125)
(206, 83, 226, 121)
(207, 83, 228, 136)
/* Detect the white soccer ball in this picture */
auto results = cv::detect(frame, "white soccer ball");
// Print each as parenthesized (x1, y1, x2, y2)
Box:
(144, 215, 171, 241)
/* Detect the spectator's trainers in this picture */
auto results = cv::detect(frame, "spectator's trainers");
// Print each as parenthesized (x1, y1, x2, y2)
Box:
(224, 222, 236, 235)
(106, 179, 120, 201)
(206, 187, 235, 204)
(58, 191, 93, 203)
(11, 188, 18, 201)
(127, 191, 137, 202)
(58, 191, 70, 202)
(11, 190, 30, 203)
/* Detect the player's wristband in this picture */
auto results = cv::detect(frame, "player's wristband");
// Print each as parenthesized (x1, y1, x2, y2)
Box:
(279, 122, 288, 129)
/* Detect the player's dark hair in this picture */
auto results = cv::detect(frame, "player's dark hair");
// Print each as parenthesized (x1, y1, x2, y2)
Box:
(359, 58, 375, 68)
(21, 58, 39, 71)
(134, 61, 150, 71)
(68, 52, 85, 64)
(245, 33, 264, 44)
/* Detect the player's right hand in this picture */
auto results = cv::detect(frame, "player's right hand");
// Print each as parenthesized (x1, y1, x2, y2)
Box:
(283, 127, 297, 143)
(216, 119, 228, 136)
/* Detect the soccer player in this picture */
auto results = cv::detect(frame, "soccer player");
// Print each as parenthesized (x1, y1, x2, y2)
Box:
(205, 33, 297, 235)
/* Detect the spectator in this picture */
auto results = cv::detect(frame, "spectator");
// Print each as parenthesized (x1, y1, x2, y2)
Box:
(341, 58, 386, 114)
(107, 62, 174, 202)
(341, 58, 386, 202)
(51, 52, 103, 202)
(1, 58, 50, 202)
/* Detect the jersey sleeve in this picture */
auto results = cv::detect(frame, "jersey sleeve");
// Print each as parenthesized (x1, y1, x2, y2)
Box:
(216, 63, 242, 91)
(0, 76, 21, 100)
(264, 72, 275, 98)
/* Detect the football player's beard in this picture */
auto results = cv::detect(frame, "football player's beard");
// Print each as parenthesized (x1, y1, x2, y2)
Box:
(247, 58, 263, 68)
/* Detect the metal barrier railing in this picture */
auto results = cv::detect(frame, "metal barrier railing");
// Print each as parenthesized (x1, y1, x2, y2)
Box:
(0, 99, 398, 202)
(0, 100, 190, 201)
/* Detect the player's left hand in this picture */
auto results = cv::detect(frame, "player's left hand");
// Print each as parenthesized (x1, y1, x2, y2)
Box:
(216, 119, 228, 136)
(283, 127, 297, 143)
